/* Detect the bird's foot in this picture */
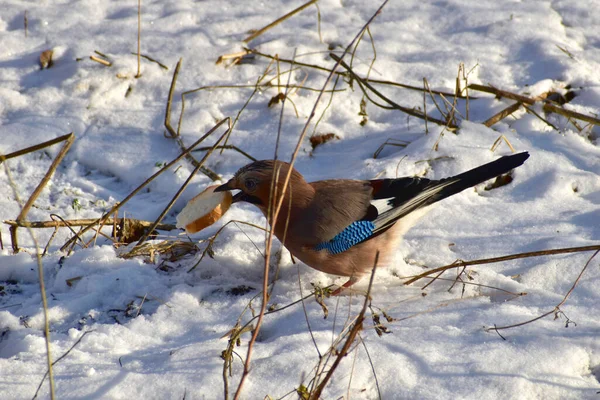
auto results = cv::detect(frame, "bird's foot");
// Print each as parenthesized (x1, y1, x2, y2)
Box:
(330, 277, 359, 296)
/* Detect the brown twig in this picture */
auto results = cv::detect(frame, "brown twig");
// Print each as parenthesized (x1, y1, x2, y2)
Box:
(32, 330, 94, 399)
(3, 160, 56, 399)
(130, 52, 168, 70)
(331, 53, 456, 129)
(468, 84, 535, 105)
(24, 10, 28, 37)
(249, 49, 473, 99)
(193, 145, 256, 162)
(490, 134, 516, 153)
(470, 83, 600, 127)
(486, 249, 599, 332)
(310, 254, 378, 399)
(4, 217, 176, 230)
(163, 58, 220, 181)
(423, 77, 447, 123)
(2, 133, 75, 253)
(523, 104, 559, 131)
(89, 55, 111, 67)
(404, 244, 600, 286)
(135, 0, 142, 78)
(243, 0, 318, 43)
(483, 102, 523, 127)
(543, 103, 600, 127)
(373, 138, 409, 159)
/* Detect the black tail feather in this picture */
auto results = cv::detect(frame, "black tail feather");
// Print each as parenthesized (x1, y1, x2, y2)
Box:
(369, 152, 529, 235)
(427, 151, 530, 205)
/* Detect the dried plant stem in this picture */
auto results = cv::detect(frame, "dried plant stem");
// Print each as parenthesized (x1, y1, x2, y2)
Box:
(233, 3, 390, 398)
(487, 249, 599, 332)
(32, 330, 94, 399)
(275, 49, 296, 159)
(483, 102, 522, 127)
(543, 103, 600, 127)
(310, 255, 378, 399)
(89, 55, 111, 67)
(3, 163, 55, 399)
(60, 120, 229, 252)
(130, 52, 168, 70)
(423, 77, 447, 123)
(5, 217, 175, 230)
(490, 134, 516, 153)
(469, 84, 535, 105)
(164, 58, 182, 137)
(470, 83, 600, 127)
(3, 133, 75, 252)
(163, 58, 220, 181)
(249, 49, 472, 98)
(523, 104, 559, 131)
(243, 0, 318, 43)
(331, 53, 456, 129)
(194, 145, 256, 162)
(404, 244, 600, 286)
(135, 0, 142, 78)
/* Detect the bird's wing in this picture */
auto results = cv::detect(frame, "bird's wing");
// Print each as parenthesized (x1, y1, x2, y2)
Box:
(313, 152, 530, 254)
(300, 179, 374, 247)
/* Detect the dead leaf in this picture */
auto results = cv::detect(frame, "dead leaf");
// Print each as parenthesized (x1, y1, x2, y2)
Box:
(309, 133, 339, 150)
(40, 49, 54, 69)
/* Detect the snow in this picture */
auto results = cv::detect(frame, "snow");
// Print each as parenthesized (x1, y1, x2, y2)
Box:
(1, 0, 600, 399)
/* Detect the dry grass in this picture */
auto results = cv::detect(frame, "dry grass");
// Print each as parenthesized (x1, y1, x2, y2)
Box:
(5, 2, 600, 399)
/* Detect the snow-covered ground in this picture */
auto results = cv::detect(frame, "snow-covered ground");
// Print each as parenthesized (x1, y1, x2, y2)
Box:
(1, 0, 600, 398)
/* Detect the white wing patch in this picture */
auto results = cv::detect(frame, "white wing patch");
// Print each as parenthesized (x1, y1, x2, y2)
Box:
(370, 198, 394, 214)
(372, 178, 458, 231)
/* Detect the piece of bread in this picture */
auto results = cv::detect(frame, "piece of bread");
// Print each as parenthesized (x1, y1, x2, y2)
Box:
(176, 185, 232, 234)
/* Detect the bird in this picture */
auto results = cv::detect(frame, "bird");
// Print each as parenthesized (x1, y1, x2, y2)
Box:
(215, 152, 529, 293)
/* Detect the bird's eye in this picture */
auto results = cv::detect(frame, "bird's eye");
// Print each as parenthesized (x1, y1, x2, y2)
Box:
(244, 178, 258, 191)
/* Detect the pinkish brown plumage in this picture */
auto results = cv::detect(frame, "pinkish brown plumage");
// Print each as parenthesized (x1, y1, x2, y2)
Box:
(215, 153, 529, 292)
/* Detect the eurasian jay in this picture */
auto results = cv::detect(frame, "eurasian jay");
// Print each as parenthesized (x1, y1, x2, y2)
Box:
(215, 152, 529, 292)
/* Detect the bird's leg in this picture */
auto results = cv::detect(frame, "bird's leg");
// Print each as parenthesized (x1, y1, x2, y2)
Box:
(331, 276, 359, 296)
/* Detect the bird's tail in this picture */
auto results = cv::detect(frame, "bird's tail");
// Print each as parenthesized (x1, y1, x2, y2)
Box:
(429, 151, 530, 204)
(371, 152, 529, 235)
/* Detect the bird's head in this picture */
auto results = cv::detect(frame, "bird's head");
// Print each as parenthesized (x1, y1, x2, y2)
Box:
(214, 160, 306, 207)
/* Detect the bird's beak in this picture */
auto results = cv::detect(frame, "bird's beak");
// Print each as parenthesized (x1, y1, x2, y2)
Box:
(214, 180, 234, 192)
(214, 180, 244, 203)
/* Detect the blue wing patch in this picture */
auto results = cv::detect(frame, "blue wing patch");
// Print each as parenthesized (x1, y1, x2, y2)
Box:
(315, 221, 375, 254)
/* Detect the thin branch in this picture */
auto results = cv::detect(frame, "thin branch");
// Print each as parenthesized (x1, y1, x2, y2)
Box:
(483, 102, 522, 127)
(163, 58, 220, 181)
(130, 52, 168, 70)
(249, 49, 473, 98)
(3, 163, 55, 399)
(486, 249, 599, 332)
(243, 0, 318, 43)
(135, 0, 142, 78)
(310, 254, 379, 399)
(193, 145, 256, 162)
(404, 244, 600, 286)
(32, 330, 94, 399)
(4, 133, 75, 252)
(4, 217, 175, 230)
(331, 53, 456, 129)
